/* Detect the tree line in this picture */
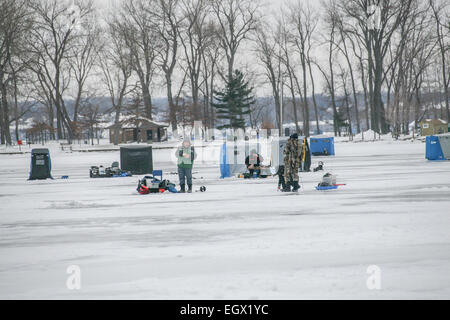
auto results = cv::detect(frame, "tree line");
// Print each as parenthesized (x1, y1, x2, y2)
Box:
(0, 0, 448, 145)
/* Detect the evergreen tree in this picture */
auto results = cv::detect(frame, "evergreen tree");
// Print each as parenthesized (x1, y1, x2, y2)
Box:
(213, 70, 256, 129)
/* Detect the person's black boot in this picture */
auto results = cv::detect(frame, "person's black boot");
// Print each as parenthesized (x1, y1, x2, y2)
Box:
(187, 184, 192, 193)
(292, 181, 300, 192)
(281, 181, 291, 192)
(179, 184, 185, 193)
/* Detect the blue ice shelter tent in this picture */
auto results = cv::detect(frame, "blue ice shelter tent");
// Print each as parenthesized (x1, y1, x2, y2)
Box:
(426, 133, 450, 160)
(220, 143, 231, 178)
(29, 148, 53, 180)
(310, 136, 335, 156)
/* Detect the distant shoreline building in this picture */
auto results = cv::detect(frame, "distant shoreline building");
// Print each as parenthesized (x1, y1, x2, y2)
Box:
(108, 116, 168, 144)
(419, 119, 448, 136)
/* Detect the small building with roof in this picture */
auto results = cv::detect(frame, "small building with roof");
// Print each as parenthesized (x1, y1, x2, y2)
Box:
(419, 119, 448, 136)
(108, 116, 169, 144)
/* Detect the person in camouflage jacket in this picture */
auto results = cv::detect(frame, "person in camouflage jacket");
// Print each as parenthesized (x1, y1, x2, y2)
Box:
(282, 133, 302, 192)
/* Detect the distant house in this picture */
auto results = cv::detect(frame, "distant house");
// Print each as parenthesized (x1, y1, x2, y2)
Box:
(108, 116, 169, 144)
(419, 119, 448, 136)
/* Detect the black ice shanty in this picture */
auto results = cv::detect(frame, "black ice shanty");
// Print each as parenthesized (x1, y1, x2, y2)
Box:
(29, 148, 53, 180)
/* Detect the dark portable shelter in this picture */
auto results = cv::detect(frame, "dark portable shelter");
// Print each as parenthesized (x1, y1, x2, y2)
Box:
(29, 148, 53, 180)
(120, 145, 153, 174)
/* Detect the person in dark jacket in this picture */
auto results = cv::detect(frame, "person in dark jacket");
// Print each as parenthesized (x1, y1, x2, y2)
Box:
(276, 165, 286, 190)
(245, 149, 263, 177)
(301, 137, 311, 172)
(175, 138, 197, 193)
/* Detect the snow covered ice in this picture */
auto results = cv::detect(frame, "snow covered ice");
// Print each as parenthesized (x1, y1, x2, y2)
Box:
(0, 139, 450, 299)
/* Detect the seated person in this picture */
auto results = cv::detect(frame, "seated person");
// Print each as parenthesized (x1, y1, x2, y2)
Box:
(245, 149, 264, 177)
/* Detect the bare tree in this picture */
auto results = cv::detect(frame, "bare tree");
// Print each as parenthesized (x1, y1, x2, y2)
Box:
(79, 101, 102, 145)
(320, 0, 340, 136)
(0, 0, 33, 144)
(404, 8, 437, 137)
(178, 0, 213, 122)
(338, 66, 353, 139)
(334, 10, 362, 133)
(210, 0, 259, 80)
(305, 33, 322, 135)
(255, 25, 283, 135)
(200, 22, 222, 128)
(153, 0, 182, 132)
(430, 0, 450, 122)
(68, 8, 101, 128)
(28, 0, 95, 141)
(289, 2, 318, 136)
(248, 98, 267, 129)
(99, 16, 134, 145)
(353, 38, 370, 132)
(200, 26, 221, 129)
(381, 0, 431, 136)
(120, 0, 159, 120)
(277, 15, 301, 134)
(8, 65, 36, 141)
(338, 0, 414, 134)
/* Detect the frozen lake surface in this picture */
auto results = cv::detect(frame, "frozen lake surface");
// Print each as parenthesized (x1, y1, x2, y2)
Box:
(0, 140, 449, 299)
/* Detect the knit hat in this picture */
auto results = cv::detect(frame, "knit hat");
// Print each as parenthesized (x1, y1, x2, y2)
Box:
(182, 138, 191, 146)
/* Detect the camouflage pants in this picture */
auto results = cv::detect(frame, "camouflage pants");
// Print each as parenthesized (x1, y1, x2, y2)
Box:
(284, 165, 299, 183)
